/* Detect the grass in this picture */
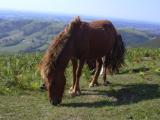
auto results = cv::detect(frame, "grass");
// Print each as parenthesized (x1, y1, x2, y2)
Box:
(0, 48, 160, 120)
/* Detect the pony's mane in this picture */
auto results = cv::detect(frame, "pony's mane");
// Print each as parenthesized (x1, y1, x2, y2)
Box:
(40, 16, 81, 79)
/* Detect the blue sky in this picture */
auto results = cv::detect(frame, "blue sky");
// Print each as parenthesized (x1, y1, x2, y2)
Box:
(0, 0, 159, 23)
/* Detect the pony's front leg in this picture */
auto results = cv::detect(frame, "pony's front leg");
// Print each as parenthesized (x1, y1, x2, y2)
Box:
(89, 58, 102, 87)
(71, 59, 85, 97)
(69, 58, 77, 93)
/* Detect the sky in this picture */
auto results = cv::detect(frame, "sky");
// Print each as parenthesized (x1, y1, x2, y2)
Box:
(0, 0, 159, 23)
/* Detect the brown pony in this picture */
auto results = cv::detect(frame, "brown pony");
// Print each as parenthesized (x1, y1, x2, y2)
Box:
(39, 17, 125, 105)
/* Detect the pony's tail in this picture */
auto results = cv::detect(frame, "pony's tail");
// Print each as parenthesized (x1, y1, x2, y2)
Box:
(105, 34, 125, 73)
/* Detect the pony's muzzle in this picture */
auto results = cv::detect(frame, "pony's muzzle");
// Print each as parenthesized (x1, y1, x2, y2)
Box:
(50, 98, 61, 106)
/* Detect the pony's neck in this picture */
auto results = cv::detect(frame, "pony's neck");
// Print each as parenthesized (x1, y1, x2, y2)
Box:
(55, 40, 73, 72)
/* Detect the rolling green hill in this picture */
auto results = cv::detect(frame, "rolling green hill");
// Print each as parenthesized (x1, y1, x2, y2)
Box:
(0, 19, 66, 53)
(138, 38, 160, 48)
(0, 18, 159, 53)
(119, 28, 151, 46)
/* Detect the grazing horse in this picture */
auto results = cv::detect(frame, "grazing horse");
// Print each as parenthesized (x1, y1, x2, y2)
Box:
(39, 17, 125, 105)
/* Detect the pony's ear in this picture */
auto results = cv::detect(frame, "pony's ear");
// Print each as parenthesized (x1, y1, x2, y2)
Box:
(66, 16, 81, 33)
(74, 16, 81, 23)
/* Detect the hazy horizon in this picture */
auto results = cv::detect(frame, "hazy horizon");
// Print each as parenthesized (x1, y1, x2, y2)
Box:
(0, 0, 160, 24)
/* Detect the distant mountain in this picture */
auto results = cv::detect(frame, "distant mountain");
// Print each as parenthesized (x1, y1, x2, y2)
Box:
(119, 28, 153, 46)
(0, 19, 66, 53)
(0, 10, 160, 53)
(138, 38, 160, 48)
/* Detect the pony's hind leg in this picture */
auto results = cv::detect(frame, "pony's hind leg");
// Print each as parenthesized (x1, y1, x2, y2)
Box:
(71, 59, 85, 97)
(103, 67, 110, 86)
(69, 58, 77, 93)
(103, 56, 111, 86)
(89, 58, 102, 87)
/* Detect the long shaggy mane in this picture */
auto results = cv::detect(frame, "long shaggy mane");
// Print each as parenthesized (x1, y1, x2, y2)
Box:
(39, 16, 81, 79)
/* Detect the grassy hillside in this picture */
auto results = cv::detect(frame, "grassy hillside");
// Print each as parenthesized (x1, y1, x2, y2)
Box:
(0, 18, 159, 53)
(138, 38, 160, 48)
(119, 28, 151, 46)
(0, 48, 160, 120)
(0, 19, 66, 53)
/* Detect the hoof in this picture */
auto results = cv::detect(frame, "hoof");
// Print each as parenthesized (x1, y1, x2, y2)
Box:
(89, 82, 99, 88)
(77, 90, 81, 95)
(71, 92, 77, 97)
(68, 89, 72, 94)
(70, 90, 81, 97)
(69, 87, 73, 92)
(89, 83, 94, 88)
(103, 81, 111, 86)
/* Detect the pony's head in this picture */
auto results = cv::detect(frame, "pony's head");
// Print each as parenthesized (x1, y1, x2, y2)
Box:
(39, 63, 66, 105)
(39, 16, 81, 105)
(39, 35, 68, 105)
(47, 70, 66, 105)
